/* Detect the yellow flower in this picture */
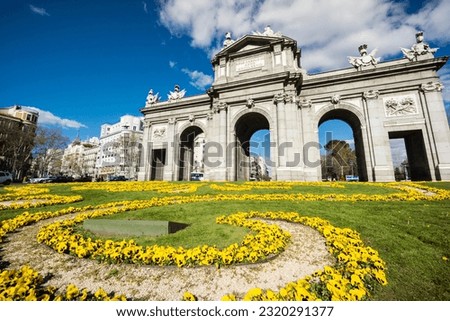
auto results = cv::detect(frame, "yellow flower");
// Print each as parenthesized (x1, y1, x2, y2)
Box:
(182, 292, 197, 301)
(221, 294, 237, 301)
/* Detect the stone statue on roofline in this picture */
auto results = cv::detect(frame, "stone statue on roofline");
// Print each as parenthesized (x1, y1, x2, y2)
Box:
(223, 32, 235, 47)
(145, 89, 160, 107)
(168, 84, 186, 102)
(253, 25, 282, 37)
(401, 31, 438, 61)
(348, 44, 380, 69)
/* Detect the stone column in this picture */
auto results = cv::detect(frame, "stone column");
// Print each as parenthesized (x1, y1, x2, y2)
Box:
(363, 90, 395, 181)
(420, 82, 450, 180)
(273, 93, 288, 179)
(163, 117, 176, 181)
(137, 119, 151, 181)
(207, 100, 228, 180)
(298, 97, 318, 181)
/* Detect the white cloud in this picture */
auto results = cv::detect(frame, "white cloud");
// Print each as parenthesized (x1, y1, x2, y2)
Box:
(29, 4, 50, 16)
(169, 60, 177, 68)
(389, 139, 407, 167)
(181, 68, 213, 90)
(143, 1, 148, 14)
(26, 107, 87, 129)
(158, 0, 450, 71)
(438, 65, 450, 103)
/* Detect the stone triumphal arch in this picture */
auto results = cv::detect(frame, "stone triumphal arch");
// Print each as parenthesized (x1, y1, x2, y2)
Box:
(138, 28, 450, 182)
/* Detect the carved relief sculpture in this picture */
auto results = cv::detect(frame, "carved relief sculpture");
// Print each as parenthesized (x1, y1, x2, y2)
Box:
(168, 85, 186, 102)
(401, 31, 438, 61)
(384, 96, 418, 117)
(152, 127, 166, 139)
(348, 44, 380, 69)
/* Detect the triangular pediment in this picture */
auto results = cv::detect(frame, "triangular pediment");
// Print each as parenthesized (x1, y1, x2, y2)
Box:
(211, 31, 301, 84)
(236, 43, 261, 52)
(216, 34, 289, 57)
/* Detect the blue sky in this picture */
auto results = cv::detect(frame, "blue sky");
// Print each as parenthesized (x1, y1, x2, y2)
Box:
(1, 0, 449, 165)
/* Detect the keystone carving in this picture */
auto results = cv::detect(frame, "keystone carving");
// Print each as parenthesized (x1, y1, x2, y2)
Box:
(331, 95, 341, 105)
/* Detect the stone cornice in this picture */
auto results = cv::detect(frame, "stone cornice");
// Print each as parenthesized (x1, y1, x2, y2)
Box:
(302, 56, 448, 90)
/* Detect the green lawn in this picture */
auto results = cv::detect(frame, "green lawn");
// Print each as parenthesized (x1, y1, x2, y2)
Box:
(1, 181, 449, 301)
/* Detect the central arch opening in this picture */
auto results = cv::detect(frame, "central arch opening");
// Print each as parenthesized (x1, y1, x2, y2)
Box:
(234, 112, 270, 181)
(178, 126, 204, 181)
(318, 109, 368, 181)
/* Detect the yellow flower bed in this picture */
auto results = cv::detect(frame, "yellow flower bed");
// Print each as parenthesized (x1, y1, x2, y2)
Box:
(1, 185, 50, 199)
(226, 211, 388, 301)
(36, 207, 388, 301)
(0, 265, 125, 301)
(210, 181, 345, 191)
(71, 181, 203, 193)
(37, 209, 291, 267)
(187, 211, 387, 301)
(1, 181, 448, 301)
(0, 185, 83, 210)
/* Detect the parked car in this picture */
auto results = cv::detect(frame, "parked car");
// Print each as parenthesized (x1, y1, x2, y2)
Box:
(0, 171, 13, 185)
(29, 176, 56, 183)
(345, 175, 359, 182)
(108, 175, 127, 181)
(190, 172, 204, 181)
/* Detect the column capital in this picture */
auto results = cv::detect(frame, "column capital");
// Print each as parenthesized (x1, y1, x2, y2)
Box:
(297, 97, 312, 109)
(143, 119, 152, 128)
(212, 100, 228, 113)
(168, 117, 176, 125)
(284, 93, 296, 103)
(420, 81, 444, 92)
(363, 89, 380, 100)
(273, 92, 286, 105)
